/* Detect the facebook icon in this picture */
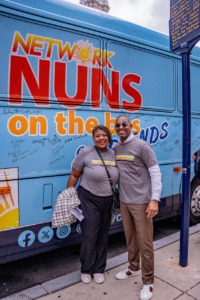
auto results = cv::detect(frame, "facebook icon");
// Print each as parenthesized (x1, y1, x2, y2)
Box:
(18, 230, 35, 248)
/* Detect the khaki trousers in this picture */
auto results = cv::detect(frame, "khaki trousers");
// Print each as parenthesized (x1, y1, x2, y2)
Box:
(120, 201, 154, 285)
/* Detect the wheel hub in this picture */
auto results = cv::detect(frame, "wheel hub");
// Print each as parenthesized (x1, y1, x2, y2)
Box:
(191, 186, 200, 216)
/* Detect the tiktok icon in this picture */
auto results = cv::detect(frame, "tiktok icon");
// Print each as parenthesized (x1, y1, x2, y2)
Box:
(18, 230, 35, 248)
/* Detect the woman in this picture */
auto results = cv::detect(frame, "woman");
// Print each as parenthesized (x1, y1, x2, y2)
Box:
(67, 125, 119, 284)
(192, 149, 199, 160)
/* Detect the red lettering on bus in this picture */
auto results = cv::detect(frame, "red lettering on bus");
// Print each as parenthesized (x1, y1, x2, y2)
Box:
(12, 32, 32, 54)
(9, 55, 50, 105)
(122, 74, 142, 112)
(54, 61, 88, 107)
(92, 49, 102, 66)
(101, 70, 120, 110)
(91, 68, 101, 109)
(103, 51, 114, 68)
(29, 36, 44, 57)
(58, 42, 77, 61)
(45, 38, 58, 58)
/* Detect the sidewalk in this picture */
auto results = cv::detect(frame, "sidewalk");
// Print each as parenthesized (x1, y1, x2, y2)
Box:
(3, 224, 200, 300)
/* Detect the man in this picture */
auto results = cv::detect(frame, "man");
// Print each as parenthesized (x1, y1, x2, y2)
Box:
(114, 115, 162, 300)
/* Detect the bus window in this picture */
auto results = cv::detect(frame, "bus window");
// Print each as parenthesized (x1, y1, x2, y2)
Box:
(178, 61, 200, 114)
(106, 42, 175, 112)
(0, 15, 103, 108)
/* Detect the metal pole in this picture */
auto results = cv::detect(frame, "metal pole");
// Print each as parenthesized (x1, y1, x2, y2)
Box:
(180, 52, 191, 267)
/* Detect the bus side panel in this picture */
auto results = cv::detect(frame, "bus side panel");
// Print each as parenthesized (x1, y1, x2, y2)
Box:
(0, 9, 187, 262)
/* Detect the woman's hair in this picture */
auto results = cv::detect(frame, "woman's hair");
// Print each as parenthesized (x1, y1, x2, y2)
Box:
(92, 125, 112, 145)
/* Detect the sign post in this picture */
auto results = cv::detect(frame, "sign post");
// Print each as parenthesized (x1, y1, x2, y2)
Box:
(180, 51, 191, 267)
(170, 0, 200, 267)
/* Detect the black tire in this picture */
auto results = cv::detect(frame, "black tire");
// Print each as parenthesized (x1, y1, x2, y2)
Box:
(190, 177, 200, 225)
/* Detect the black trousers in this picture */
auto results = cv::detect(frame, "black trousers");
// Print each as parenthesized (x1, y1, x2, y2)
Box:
(77, 186, 113, 275)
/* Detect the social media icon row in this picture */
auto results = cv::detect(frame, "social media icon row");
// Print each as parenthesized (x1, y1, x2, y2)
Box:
(18, 225, 72, 248)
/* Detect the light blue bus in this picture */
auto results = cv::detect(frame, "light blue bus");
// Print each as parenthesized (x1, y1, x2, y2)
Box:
(0, 0, 200, 263)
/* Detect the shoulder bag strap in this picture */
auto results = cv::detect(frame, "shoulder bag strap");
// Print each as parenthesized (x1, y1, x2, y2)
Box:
(95, 147, 115, 195)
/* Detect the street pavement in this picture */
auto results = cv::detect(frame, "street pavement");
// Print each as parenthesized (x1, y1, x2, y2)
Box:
(2, 223, 200, 300)
(0, 218, 181, 298)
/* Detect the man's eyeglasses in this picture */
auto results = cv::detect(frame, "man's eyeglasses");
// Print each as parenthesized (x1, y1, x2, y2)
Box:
(115, 123, 129, 128)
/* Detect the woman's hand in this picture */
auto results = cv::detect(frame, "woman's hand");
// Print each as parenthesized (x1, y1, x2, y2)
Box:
(192, 154, 197, 160)
(67, 168, 82, 189)
(146, 200, 159, 218)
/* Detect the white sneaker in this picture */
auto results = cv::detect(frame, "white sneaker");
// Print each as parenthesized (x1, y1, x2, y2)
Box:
(81, 273, 91, 284)
(140, 284, 154, 300)
(115, 268, 141, 280)
(93, 273, 104, 284)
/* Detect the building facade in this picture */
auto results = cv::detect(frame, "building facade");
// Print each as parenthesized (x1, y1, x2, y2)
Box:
(80, 0, 110, 13)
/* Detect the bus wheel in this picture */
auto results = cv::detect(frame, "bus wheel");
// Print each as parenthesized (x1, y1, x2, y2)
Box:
(190, 177, 200, 225)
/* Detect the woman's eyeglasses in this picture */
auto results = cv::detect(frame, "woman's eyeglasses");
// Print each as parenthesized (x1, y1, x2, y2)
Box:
(115, 123, 128, 128)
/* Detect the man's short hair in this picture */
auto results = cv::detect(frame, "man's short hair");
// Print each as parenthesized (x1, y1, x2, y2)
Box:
(116, 115, 131, 124)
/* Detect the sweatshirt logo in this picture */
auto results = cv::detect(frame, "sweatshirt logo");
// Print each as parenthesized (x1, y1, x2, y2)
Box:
(116, 155, 134, 162)
(92, 160, 116, 166)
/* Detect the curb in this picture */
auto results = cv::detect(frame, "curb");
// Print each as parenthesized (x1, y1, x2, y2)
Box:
(3, 223, 200, 300)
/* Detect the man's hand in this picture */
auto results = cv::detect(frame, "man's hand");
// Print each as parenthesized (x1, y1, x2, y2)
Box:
(146, 200, 159, 218)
